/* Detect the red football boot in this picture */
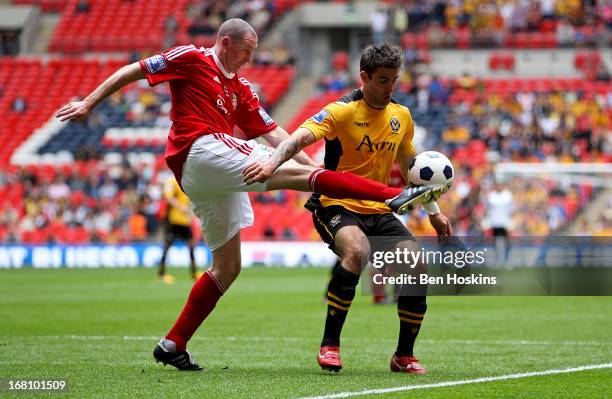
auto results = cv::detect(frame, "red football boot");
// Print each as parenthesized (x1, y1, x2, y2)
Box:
(390, 354, 427, 374)
(317, 346, 342, 372)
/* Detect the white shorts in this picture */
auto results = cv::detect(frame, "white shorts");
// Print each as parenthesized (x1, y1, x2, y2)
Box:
(181, 133, 271, 252)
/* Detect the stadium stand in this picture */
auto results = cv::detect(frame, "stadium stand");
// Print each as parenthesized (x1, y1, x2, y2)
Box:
(12, 0, 68, 13)
(46, 0, 306, 53)
(48, 0, 184, 53)
(0, 57, 128, 166)
(393, 0, 611, 49)
(1, 0, 610, 243)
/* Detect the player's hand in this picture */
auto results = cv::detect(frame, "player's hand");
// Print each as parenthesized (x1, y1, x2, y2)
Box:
(55, 101, 91, 122)
(243, 161, 277, 185)
(428, 213, 453, 237)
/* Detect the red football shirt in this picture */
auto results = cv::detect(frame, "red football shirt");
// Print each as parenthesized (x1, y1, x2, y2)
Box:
(139, 44, 278, 184)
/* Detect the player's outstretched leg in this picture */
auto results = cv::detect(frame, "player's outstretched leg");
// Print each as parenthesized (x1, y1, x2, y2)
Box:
(266, 162, 445, 215)
(154, 232, 241, 371)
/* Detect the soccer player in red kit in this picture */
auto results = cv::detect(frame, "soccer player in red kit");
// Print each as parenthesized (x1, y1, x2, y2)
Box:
(56, 18, 443, 371)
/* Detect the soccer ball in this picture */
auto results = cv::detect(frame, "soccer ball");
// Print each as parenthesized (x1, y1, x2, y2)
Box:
(408, 151, 454, 187)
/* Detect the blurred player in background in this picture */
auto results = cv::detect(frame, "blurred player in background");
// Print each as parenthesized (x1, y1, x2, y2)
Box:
(56, 18, 441, 371)
(245, 43, 452, 374)
(486, 182, 513, 265)
(157, 176, 199, 283)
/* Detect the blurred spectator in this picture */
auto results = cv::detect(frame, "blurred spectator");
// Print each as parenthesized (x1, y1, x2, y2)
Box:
(188, 3, 221, 36)
(48, 174, 71, 201)
(595, 64, 610, 82)
(75, 0, 90, 13)
(12, 96, 27, 113)
(281, 227, 297, 240)
(0, 202, 19, 227)
(390, 2, 408, 43)
(187, 0, 274, 40)
(316, 51, 355, 94)
(263, 224, 276, 239)
(603, 2, 612, 30)
(395, 0, 604, 48)
(254, 46, 273, 66)
(371, 6, 388, 44)
(442, 123, 470, 147)
(556, 18, 576, 47)
(456, 72, 478, 90)
(272, 45, 294, 66)
(163, 14, 179, 48)
(248, 1, 271, 33)
(127, 204, 148, 242)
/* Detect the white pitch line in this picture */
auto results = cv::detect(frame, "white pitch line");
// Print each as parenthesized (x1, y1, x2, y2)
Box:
(297, 363, 612, 399)
(8, 335, 612, 347)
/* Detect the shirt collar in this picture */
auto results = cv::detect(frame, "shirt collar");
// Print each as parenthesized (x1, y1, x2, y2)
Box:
(210, 48, 235, 79)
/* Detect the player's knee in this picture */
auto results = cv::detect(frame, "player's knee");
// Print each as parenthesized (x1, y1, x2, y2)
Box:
(213, 259, 242, 286)
(340, 243, 369, 274)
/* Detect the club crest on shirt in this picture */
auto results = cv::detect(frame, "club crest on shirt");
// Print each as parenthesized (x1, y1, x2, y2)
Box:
(232, 93, 238, 109)
(310, 109, 330, 124)
(329, 214, 342, 228)
(258, 107, 274, 126)
(390, 117, 400, 134)
(143, 55, 167, 74)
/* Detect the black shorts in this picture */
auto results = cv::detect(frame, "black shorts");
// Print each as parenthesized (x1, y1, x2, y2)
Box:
(492, 227, 508, 237)
(165, 223, 193, 242)
(311, 204, 415, 254)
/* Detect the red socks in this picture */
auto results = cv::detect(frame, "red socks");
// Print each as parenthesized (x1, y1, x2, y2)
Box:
(308, 169, 402, 202)
(165, 270, 226, 351)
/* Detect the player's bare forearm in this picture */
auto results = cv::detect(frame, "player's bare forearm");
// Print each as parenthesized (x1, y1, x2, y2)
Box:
(262, 127, 318, 167)
(268, 128, 317, 169)
(429, 213, 453, 237)
(243, 128, 317, 184)
(55, 62, 144, 121)
(84, 63, 144, 109)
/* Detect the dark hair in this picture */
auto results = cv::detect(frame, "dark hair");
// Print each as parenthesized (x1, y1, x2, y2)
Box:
(359, 42, 402, 77)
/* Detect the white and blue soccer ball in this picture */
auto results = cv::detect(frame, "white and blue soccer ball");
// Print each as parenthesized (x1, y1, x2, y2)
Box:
(408, 151, 454, 187)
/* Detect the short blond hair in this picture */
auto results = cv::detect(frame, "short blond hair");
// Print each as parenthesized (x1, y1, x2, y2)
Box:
(217, 18, 257, 43)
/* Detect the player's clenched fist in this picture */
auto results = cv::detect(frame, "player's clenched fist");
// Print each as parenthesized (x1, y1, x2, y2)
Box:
(55, 101, 91, 122)
(243, 161, 276, 184)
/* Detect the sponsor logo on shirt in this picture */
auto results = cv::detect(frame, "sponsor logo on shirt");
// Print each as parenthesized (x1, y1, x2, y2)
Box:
(143, 54, 167, 74)
(390, 117, 400, 134)
(258, 107, 274, 126)
(353, 121, 369, 127)
(355, 134, 396, 152)
(310, 109, 330, 124)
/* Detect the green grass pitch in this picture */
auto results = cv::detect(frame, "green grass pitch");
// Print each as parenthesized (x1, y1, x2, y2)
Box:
(0, 267, 610, 398)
